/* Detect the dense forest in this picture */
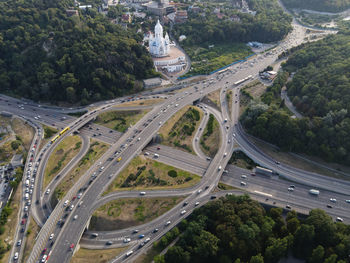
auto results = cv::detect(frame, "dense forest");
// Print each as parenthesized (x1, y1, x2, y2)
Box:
(0, 0, 156, 104)
(281, 0, 350, 13)
(240, 28, 350, 164)
(154, 195, 350, 263)
(173, 0, 292, 47)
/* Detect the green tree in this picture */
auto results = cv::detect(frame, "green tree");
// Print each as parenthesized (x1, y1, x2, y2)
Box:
(250, 253, 264, 263)
(308, 245, 324, 263)
(164, 246, 190, 263)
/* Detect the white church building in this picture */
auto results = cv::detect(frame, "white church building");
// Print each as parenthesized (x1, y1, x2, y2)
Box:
(149, 20, 171, 57)
(146, 20, 187, 74)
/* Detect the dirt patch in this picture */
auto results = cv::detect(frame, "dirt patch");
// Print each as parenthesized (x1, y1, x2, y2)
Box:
(104, 156, 200, 194)
(94, 109, 150, 133)
(243, 80, 266, 99)
(202, 89, 221, 112)
(71, 247, 128, 263)
(90, 196, 185, 231)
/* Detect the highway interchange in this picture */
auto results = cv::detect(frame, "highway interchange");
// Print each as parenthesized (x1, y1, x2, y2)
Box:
(0, 14, 349, 263)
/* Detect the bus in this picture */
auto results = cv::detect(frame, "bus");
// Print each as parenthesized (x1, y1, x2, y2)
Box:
(59, 127, 70, 136)
(51, 134, 60, 143)
(255, 166, 274, 177)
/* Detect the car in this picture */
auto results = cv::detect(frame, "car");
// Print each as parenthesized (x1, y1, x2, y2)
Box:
(289, 185, 295, 188)
(218, 166, 222, 171)
(287, 187, 294, 192)
(206, 157, 211, 161)
(106, 241, 113, 245)
(241, 175, 247, 179)
(72, 196, 77, 201)
(153, 228, 159, 233)
(126, 250, 134, 257)
(181, 210, 187, 215)
(195, 201, 200, 206)
(42, 248, 47, 254)
(140, 192, 146, 196)
(224, 152, 227, 157)
(165, 221, 171, 226)
(133, 229, 139, 234)
(78, 201, 83, 207)
(17, 240, 22, 246)
(24, 206, 28, 212)
(275, 161, 280, 165)
(240, 181, 246, 186)
(69, 243, 75, 251)
(144, 237, 151, 243)
(327, 204, 333, 208)
(49, 233, 54, 240)
(14, 252, 19, 260)
(63, 200, 69, 207)
(73, 215, 78, 220)
(139, 234, 145, 239)
(157, 146, 160, 150)
(330, 198, 337, 203)
(286, 205, 291, 209)
(197, 189, 202, 194)
(20, 227, 25, 233)
(69, 204, 74, 211)
(210, 195, 217, 199)
(123, 237, 131, 243)
(336, 217, 343, 222)
(77, 193, 82, 199)
(144, 152, 150, 156)
(346, 200, 350, 203)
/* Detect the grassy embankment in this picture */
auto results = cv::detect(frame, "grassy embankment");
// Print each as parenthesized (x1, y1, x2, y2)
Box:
(228, 150, 258, 170)
(183, 43, 253, 77)
(52, 140, 108, 206)
(71, 247, 129, 263)
(94, 109, 150, 133)
(90, 196, 185, 231)
(104, 156, 200, 194)
(200, 113, 220, 158)
(203, 89, 221, 111)
(159, 106, 203, 153)
(22, 217, 40, 262)
(43, 135, 82, 189)
(226, 90, 233, 118)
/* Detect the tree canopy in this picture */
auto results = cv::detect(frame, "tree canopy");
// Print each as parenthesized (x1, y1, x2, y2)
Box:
(173, 0, 292, 47)
(281, 0, 350, 13)
(0, 0, 157, 104)
(156, 196, 350, 263)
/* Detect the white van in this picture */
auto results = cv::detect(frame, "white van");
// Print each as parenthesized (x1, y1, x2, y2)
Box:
(25, 193, 29, 200)
(25, 180, 29, 187)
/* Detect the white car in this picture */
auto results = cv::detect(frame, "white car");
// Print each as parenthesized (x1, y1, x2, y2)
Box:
(46, 189, 50, 195)
(165, 221, 171, 226)
(63, 200, 69, 207)
(240, 181, 246, 186)
(241, 175, 247, 179)
(17, 240, 22, 246)
(195, 202, 200, 206)
(14, 252, 19, 260)
(24, 206, 28, 212)
(73, 215, 78, 220)
(224, 153, 227, 157)
(140, 192, 146, 195)
(77, 193, 82, 199)
(346, 200, 350, 203)
(69, 204, 74, 211)
(336, 217, 343, 222)
(123, 237, 131, 243)
(181, 210, 187, 215)
(287, 187, 294, 192)
(49, 233, 54, 240)
(330, 198, 337, 203)
(41, 255, 47, 262)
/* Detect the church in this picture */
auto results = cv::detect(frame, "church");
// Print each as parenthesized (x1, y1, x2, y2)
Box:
(149, 20, 170, 57)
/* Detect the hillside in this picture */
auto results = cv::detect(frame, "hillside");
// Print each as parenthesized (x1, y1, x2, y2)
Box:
(240, 28, 350, 165)
(281, 0, 350, 13)
(0, 0, 156, 104)
(173, 0, 292, 46)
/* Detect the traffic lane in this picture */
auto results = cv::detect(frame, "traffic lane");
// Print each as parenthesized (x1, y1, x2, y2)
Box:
(192, 110, 209, 159)
(43, 134, 90, 216)
(234, 125, 350, 195)
(221, 174, 350, 221)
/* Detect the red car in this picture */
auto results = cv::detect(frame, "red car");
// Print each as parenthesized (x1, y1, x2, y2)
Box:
(70, 244, 75, 251)
(42, 248, 47, 254)
(157, 147, 160, 150)
(72, 196, 77, 201)
(21, 219, 26, 225)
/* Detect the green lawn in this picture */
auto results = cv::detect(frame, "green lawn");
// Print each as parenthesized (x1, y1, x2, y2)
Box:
(184, 43, 253, 76)
(104, 156, 200, 194)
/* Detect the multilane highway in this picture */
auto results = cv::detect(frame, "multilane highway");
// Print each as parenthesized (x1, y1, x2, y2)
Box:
(2, 15, 348, 263)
